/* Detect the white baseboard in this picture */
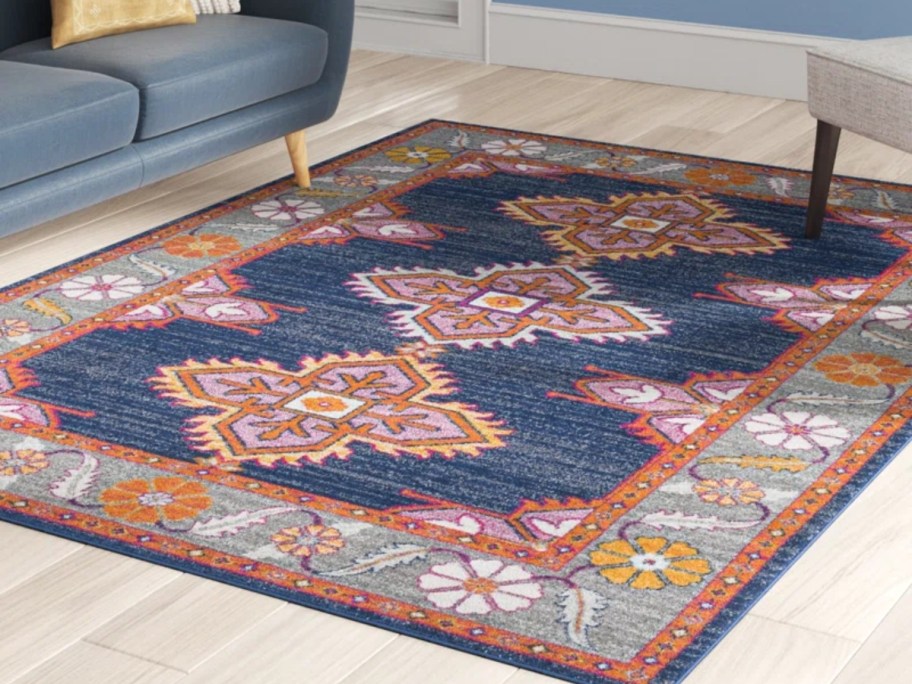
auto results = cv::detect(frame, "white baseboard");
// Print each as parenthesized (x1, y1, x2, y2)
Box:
(353, 0, 487, 62)
(489, 4, 846, 100)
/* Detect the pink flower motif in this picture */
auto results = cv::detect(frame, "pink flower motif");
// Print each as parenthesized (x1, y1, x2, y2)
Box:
(874, 305, 912, 331)
(745, 411, 850, 451)
(481, 138, 547, 158)
(417, 558, 542, 615)
(59, 274, 144, 301)
(252, 198, 325, 222)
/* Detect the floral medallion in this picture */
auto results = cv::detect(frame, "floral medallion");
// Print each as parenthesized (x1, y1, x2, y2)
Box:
(501, 192, 788, 260)
(151, 352, 510, 466)
(348, 262, 670, 349)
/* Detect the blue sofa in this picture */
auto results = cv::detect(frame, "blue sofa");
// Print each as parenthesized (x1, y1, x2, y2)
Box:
(0, 0, 354, 238)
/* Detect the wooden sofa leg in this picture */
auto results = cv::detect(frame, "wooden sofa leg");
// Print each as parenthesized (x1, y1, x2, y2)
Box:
(285, 130, 311, 188)
(805, 120, 842, 239)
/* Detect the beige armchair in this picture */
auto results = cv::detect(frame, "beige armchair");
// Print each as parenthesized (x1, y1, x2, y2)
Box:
(805, 37, 912, 238)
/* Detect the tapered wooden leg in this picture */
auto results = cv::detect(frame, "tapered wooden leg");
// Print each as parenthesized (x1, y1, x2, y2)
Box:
(285, 130, 311, 188)
(805, 120, 842, 239)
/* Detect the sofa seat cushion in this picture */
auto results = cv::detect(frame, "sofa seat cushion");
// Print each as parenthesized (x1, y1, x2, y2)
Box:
(2, 15, 328, 141)
(0, 61, 139, 190)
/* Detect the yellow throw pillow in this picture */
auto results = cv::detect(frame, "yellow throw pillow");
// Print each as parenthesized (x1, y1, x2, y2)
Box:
(51, 0, 197, 49)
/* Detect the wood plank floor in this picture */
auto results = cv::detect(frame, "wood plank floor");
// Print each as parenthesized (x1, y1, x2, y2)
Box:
(1, 51, 910, 684)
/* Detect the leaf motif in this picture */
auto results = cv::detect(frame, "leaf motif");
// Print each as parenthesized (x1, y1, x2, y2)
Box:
(557, 587, 608, 648)
(348, 165, 416, 174)
(699, 455, 808, 473)
(860, 327, 912, 350)
(448, 131, 470, 149)
(189, 506, 297, 538)
(332, 520, 373, 536)
(130, 253, 176, 280)
(784, 392, 886, 406)
(638, 510, 761, 532)
(216, 222, 282, 233)
(766, 176, 793, 197)
(49, 453, 99, 501)
(247, 543, 288, 561)
(320, 544, 429, 577)
(629, 163, 687, 176)
(544, 151, 587, 162)
(23, 297, 72, 325)
(295, 188, 350, 197)
(876, 190, 896, 210)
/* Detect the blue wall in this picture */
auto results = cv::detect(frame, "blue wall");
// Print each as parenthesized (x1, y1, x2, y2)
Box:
(495, 0, 912, 39)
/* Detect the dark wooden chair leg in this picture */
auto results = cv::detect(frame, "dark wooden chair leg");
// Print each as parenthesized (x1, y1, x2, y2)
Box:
(805, 120, 842, 239)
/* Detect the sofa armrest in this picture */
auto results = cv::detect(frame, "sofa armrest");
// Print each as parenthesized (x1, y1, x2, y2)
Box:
(241, 1, 354, 113)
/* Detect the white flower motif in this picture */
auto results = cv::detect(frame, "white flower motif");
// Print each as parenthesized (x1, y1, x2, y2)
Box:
(873, 305, 912, 331)
(417, 558, 542, 615)
(59, 274, 144, 301)
(745, 411, 850, 451)
(251, 199, 325, 222)
(481, 138, 547, 158)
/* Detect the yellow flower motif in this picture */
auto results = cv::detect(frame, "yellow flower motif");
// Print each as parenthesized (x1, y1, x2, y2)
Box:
(592, 155, 637, 170)
(590, 536, 711, 590)
(335, 174, 378, 188)
(386, 146, 451, 165)
(829, 183, 855, 201)
(693, 478, 764, 506)
(0, 450, 49, 477)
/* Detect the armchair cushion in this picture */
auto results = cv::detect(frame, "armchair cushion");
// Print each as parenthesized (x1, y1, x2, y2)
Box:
(2, 15, 328, 141)
(808, 37, 912, 153)
(0, 61, 139, 189)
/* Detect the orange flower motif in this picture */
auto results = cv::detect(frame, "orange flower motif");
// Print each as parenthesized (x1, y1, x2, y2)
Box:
(685, 164, 756, 188)
(272, 525, 345, 557)
(815, 352, 912, 387)
(623, 219, 662, 230)
(0, 449, 49, 477)
(693, 478, 764, 506)
(590, 536, 711, 590)
(0, 319, 31, 338)
(483, 295, 524, 309)
(301, 396, 349, 413)
(162, 234, 241, 259)
(100, 477, 211, 524)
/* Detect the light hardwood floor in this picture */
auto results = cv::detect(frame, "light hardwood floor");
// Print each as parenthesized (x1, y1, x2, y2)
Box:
(1, 51, 910, 684)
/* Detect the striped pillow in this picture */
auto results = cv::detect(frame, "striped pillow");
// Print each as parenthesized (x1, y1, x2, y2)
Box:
(192, 0, 240, 13)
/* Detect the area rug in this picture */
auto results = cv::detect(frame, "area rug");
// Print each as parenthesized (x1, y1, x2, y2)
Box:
(1, 120, 910, 683)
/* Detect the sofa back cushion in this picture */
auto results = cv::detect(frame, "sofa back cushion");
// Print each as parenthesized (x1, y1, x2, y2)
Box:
(0, 1, 52, 52)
